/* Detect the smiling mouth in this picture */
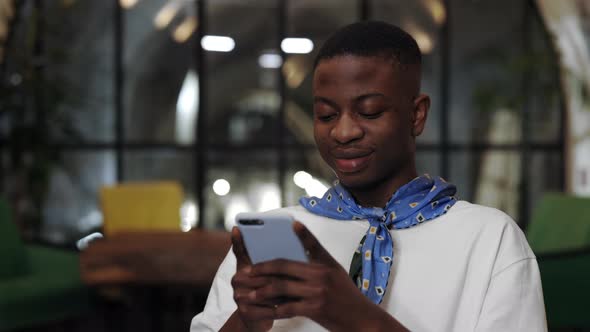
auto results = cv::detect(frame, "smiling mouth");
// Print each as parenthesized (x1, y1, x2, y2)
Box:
(333, 153, 372, 173)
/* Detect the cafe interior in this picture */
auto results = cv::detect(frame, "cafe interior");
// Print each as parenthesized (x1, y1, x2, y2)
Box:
(0, 0, 589, 331)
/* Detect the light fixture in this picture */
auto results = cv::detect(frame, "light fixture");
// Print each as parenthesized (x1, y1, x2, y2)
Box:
(258, 53, 283, 69)
(224, 195, 251, 231)
(119, 0, 138, 9)
(201, 35, 235, 52)
(293, 171, 329, 197)
(173, 16, 198, 43)
(180, 199, 198, 232)
(282, 56, 308, 89)
(304, 178, 329, 198)
(281, 38, 314, 54)
(257, 184, 281, 212)
(293, 170, 312, 189)
(154, 2, 180, 30)
(422, 0, 446, 25)
(176, 70, 199, 144)
(404, 22, 435, 54)
(412, 30, 434, 54)
(213, 179, 231, 196)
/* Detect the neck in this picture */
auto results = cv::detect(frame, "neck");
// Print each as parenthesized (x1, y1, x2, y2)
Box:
(347, 166, 418, 208)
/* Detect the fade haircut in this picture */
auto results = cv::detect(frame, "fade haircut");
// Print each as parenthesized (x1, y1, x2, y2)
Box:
(313, 21, 422, 70)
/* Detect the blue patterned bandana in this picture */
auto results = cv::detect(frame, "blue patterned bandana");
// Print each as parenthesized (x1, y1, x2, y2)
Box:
(299, 174, 457, 304)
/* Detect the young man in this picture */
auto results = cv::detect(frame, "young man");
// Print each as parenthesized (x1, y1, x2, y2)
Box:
(191, 21, 546, 331)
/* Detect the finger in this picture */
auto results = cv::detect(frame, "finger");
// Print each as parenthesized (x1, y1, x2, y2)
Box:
(251, 278, 323, 303)
(235, 288, 281, 309)
(237, 304, 277, 321)
(250, 259, 323, 281)
(240, 301, 317, 321)
(234, 288, 265, 306)
(235, 290, 279, 308)
(293, 221, 337, 265)
(231, 273, 271, 290)
(231, 227, 252, 268)
(274, 300, 316, 320)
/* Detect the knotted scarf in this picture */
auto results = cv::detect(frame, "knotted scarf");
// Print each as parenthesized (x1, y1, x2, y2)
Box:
(299, 175, 457, 304)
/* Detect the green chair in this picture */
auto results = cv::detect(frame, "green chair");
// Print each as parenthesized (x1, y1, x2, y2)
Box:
(526, 193, 590, 329)
(0, 198, 93, 331)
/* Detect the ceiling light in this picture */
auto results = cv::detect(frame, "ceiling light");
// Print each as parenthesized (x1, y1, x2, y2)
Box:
(282, 56, 308, 89)
(293, 171, 312, 189)
(423, 0, 446, 25)
(281, 38, 314, 54)
(154, 2, 180, 30)
(257, 184, 281, 212)
(201, 35, 235, 52)
(119, 0, 138, 9)
(173, 16, 198, 43)
(413, 30, 434, 54)
(304, 178, 329, 198)
(258, 53, 283, 68)
(180, 199, 198, 231)
(213, 179, 231, 196)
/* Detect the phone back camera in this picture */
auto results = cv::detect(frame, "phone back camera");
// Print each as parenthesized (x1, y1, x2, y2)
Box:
(238, 219, 265, 226)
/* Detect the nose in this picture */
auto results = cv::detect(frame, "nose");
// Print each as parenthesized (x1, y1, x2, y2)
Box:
(330, 112, 363, 144)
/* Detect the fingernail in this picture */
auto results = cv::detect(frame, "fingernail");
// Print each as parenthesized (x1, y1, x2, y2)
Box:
(247, 290, 256, 300)
(243, 266, 251, 274)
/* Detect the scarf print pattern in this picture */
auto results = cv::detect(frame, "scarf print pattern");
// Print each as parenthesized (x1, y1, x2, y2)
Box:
(299, 174, 457, 304)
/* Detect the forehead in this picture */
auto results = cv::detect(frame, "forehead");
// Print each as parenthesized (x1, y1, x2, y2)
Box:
(313, 55, 401, 94)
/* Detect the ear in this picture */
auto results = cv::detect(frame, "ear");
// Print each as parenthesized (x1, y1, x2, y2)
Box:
(411, 93, 430, 137)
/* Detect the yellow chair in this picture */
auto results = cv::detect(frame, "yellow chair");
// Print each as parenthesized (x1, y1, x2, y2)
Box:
(100, 181, 184, 235)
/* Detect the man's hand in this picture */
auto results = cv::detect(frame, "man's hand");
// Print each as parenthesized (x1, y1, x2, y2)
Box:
(237, 222, 408, 332)
(227, 227, 274, 332)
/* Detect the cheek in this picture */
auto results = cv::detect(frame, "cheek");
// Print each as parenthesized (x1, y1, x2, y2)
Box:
(370, 124, 411, 154)
(313, 127, 322, 148)
(313, 125, 329, 147)
(313, 127, 335, 167)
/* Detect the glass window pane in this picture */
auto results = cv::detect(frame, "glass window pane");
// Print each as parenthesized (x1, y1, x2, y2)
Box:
(450, 150, 522, 222)
(450, 0, 526, 144)
(416, 151, 441, 177)
(285, 0, 358, 146)
(528, 151, 562, 222)
(528, 13, 562, 143)
(207, 149, 279, 230)
(123, 150, 195, 194)
(2, 2, 115, 142)
(42, 151, 116, 245)
(371, 0, 442, 143)
(123, 150, 196, 231)
(0, 1, 29, 142)
(124, 0, 198, 144)
(206, 0, 280, 146)
(46, 2, 115, 142)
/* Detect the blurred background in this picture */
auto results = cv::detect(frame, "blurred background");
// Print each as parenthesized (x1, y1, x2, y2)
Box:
(0, 0, 589, 331)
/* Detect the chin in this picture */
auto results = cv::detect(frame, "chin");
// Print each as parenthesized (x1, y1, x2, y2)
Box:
(337, 174, 379, 191)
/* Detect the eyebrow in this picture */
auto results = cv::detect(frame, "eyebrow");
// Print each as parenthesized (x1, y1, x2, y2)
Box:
(313, 96, 338, 109)
(313, 93, 386, 107)
(354, 93, 386, 103)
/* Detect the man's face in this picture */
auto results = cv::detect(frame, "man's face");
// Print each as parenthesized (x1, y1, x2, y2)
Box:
(312, 55, 424, 190)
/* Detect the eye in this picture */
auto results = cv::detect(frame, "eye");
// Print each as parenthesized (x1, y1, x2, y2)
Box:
(317, 113, 337, 122)
(314, 104, 338, 122)
(359, 110, 384, 119)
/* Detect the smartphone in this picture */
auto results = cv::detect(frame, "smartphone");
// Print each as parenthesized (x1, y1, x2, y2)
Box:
(235, 212, 309, 264)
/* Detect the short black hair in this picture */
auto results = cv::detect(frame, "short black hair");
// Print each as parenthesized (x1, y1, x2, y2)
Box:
(314, 21, 421, 69)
